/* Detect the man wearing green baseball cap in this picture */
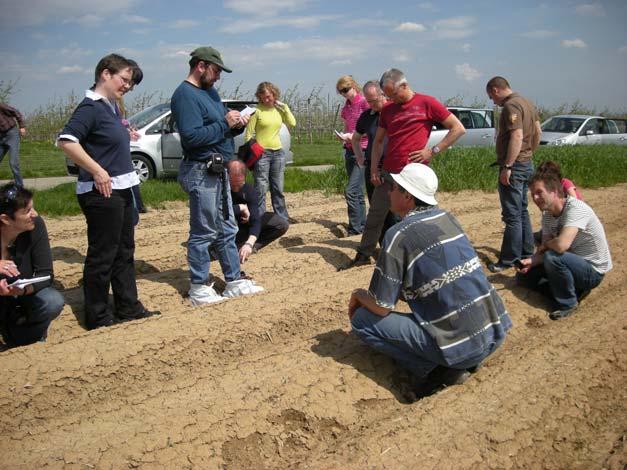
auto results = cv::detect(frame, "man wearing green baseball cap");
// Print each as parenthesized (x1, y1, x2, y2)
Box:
(170, 46, 264, 306)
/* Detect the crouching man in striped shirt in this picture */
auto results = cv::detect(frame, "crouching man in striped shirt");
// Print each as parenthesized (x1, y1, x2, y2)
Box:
(516, 171, 612, 320)
(348, 163, 512, 399)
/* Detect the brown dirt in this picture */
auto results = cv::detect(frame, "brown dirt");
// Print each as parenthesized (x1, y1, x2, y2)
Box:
(1, 185, 626, 469)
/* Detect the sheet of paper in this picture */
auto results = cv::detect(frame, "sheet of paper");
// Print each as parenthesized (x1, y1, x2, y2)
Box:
(334, 129, 349, 140)
(240, 106, 257, 118)
(8, 275, 51, 289)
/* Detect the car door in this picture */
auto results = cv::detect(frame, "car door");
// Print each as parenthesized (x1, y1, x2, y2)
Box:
(576, 118, 603, 145)
(160, 113, 184, 173)
(603, 119, 627, 145)
(470, 110, 495, 146)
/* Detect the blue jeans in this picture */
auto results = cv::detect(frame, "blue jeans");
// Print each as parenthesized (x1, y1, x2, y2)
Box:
(178, 160, 240, 284)
(517, 250, 604, 309)
(253, 148, 288, 220)
(2, 287, 64, 346)
(0, 126, 24, 187)
(344, 150, 366, 235)
(497, 160, 534, 265)
(351, 307, 492, 379)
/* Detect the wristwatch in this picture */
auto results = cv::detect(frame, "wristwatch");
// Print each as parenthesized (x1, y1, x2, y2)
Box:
(501, 164, 513, 170)
(431, 145, 441, 155)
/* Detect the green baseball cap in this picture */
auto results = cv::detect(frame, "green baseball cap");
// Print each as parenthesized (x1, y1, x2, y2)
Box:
(190, 46, 232, 73)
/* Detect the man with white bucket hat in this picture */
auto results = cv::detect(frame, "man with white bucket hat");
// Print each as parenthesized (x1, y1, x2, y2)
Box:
(348, 163, 512, 399)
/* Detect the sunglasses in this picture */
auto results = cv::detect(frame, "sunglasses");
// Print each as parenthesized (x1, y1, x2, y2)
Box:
(338, 87, 351, 95)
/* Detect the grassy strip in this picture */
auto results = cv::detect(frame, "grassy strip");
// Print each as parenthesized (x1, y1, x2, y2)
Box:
(0, 141, 67, 179)
(32, 144, 627, 217)
(292, 141, 342, 166)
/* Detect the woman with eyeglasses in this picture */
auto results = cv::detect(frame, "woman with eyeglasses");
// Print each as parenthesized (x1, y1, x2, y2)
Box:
(336, 76, 369, 235)
(0, 184, 64, 347)
(245, 81, 296, 223)
(58, 53, 159, 330)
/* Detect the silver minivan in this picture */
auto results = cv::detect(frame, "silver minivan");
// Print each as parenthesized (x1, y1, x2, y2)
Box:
(428, 107, 495, 148)
(66, 100, 293, 182)
(540, 115, 627, 146)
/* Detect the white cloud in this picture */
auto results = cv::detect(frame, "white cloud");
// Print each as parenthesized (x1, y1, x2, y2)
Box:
(0, 0, 139, 28)
(521, 30, 558, 39)
(262, 41, 291, 50)
(418, 2, 436, 10)
(220, 14, 338, 33)
(433, 16, 475, 39)
(575, 3, 605, 16)
(122, 14, 150, 24)
(346, 18, 394, 29)
(455, 63, 481, 81)
(461, 43, 471, 52)
(395, 22, 426, 32)
(169, 19, 201, 29)
(394, 52, 412, 62)
(330, 59, 352, 66)
(57, 65, 87, 74)
(224, 0, 310, 16)
(65, 14, 103, 27)
(561, 38, 587, 48)
(618, 45, 627, 54)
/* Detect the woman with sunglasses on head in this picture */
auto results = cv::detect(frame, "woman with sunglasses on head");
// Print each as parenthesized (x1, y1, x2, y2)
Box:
(336, 76, 369, 235)
(58, 53, 159, 331)
(245, 81, 296, 222)
(0, 184, 64, 348)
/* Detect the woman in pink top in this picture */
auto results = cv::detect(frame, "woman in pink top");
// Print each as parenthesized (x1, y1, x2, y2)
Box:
(336, 75, 369, 235)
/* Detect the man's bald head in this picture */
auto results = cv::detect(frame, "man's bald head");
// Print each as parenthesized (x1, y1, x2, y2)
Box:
(228, 159, 247, 192)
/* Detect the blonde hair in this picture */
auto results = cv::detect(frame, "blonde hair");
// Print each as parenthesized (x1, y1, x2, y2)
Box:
(336, 75, 361, 93)
(255, 81, 280, 100)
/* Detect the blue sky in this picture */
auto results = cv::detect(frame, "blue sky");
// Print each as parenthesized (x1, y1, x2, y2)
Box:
(1, 0, 626, 115)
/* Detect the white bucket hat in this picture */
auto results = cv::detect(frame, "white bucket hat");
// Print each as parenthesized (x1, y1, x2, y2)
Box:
(391, 163, 438, 206)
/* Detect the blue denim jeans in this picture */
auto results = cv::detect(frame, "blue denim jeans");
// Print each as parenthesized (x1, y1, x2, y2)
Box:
(178, 160, 240, 284)
(517, 250, 604, 309)
(497, 160, 534, 265)
(344, 150, 366, 235)
(351, 307, 492, 379)
(0, 126, 24, 187)
(253, 148, 288, 220)
(2, 287, 64, 346)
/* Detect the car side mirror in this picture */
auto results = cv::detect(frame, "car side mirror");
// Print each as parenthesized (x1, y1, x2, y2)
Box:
(586, 129, 594, 136)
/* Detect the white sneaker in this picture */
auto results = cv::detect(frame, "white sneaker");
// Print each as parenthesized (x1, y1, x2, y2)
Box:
(189, 283, 227, 306)
(223, 279, 264, 298)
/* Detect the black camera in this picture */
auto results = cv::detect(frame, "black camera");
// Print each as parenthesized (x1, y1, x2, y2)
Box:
(206, 154, 225, 174)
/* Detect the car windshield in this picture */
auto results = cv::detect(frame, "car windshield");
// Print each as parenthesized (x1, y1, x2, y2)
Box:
(128, 103, 171, 129)
(542, 117, 585, 133)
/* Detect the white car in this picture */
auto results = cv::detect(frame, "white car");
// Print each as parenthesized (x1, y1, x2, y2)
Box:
(66, 100, 293, 182)
(428, 107, 495, 147)
(540, 115, 627, 146)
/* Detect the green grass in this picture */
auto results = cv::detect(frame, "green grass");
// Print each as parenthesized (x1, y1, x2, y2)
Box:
(292, 141, 342, 166)
(29, 144, 627, 217)
(0, 141, 67, 179)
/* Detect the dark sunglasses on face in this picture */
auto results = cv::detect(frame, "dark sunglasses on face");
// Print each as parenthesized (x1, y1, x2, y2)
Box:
(338, 87, 351, 94)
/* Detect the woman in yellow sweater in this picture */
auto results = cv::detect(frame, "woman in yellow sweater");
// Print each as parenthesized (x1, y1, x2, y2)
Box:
(245, 82, 296, 220)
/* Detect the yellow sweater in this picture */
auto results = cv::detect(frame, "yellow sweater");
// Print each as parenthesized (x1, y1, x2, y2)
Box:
(244, 103, 296, 150)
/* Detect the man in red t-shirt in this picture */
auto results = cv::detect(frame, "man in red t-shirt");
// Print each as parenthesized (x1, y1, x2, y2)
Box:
(340, 69, 465, 270)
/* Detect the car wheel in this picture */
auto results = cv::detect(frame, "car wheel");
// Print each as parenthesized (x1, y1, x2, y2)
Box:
(132, 154, 155, 183)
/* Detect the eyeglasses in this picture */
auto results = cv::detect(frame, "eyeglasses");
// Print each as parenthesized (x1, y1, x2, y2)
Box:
(338, 87, 351, 95)
(114, 74, 132, 86)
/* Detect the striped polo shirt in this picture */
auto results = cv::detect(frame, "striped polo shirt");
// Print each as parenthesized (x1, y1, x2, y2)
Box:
(369, 206, 512, 366)
(541, 196, 613, 274)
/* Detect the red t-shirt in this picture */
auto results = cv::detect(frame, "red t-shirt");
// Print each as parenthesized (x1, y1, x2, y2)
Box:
(378, 93, 450, 173)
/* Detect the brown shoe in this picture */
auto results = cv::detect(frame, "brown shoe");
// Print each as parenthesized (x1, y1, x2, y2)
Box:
(338, 253, 373, 271)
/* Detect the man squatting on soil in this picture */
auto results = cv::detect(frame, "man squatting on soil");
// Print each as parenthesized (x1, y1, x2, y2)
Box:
(515, 170, 612, 320)
(348, 163, 512, 397)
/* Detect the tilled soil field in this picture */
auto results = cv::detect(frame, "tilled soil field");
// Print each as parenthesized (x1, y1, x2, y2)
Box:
(1, 185, 625, 469)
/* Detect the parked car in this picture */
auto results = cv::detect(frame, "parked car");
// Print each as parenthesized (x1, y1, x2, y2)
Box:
(66, 100, 293, 182)
(540, 115, 627, 146)
(428, 107, 496, 147)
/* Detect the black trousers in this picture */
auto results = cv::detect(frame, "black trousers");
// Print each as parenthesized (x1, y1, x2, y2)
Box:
(78, 188, 142, 329)
(236, 212, 289, 251)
